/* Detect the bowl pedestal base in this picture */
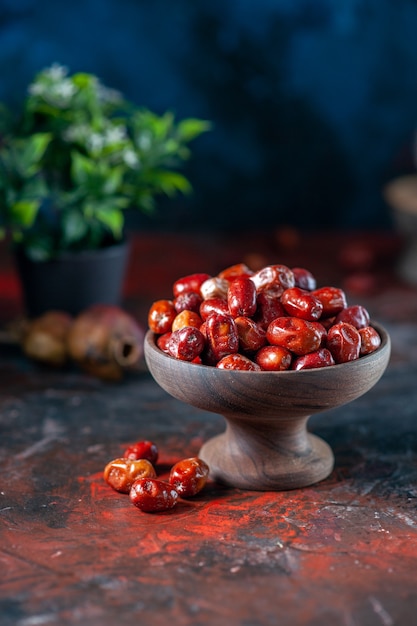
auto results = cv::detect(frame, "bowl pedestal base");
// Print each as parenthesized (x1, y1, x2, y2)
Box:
(199, 416, 334, 491)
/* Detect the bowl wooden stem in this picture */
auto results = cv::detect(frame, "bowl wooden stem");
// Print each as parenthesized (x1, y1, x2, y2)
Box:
(199, 415, 334, 491)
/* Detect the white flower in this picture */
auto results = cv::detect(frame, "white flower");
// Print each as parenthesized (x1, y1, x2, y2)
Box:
(28, 64, 78, 108)
(122, 148, 140, 168)
(28, 64, 69, 98)
(44, 63, 69, 82)
(28, 83, 45, 97)
(104, 125, 127, 145)
(87, 133, 105, 152)
(45, 81, 77, 108)
(63, 123, 90, 143)
(137, 131, 152, 151)
(55, 81, 77, 99)
(98, 85, 123, 105)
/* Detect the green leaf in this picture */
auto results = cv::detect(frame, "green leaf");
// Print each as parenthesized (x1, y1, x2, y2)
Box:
(21, 133, 52, 174)
(177, 118, 212, 142)
(102, 166, 124, 195)
(71, 151, 95, 186)
(10, 200, 40, 228)
(82, 204, 124, 239)
(148, 111, 173, 140)
(96, 209, 124, 232)
(146, 170, 192, 197)
(61, 209, 89, 244)
(72, 72, 96, 90)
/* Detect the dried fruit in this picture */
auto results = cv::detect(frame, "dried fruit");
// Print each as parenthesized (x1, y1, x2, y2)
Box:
(218, 263, 254, 282)
(217, 353, 261, 370)
(148, 261, 381, 371)
(174, 291, 203, 314)
(171, 310, 202, 332)
(254, 345, 292, 371)
(205, 312, 239, 364)
(334, 305, 370, 329)
(148, 299, 176, 334)
(312, 286, 347, 318)
(199, 297, 229, 321)
(68, 305, 144, 380)
(266, 317, 322, 356)
(169, 457, 209, 497)
(21, 310, 72, 366)
(200, 277, 229, 300)
(292, 348, 335, 371)
(168, 326, 205, 361)
(359, 326, 381, 355)
(292, 267, 317, 290)
(327, 322, 361, 364)
(281, 287, 323, 321)
(129, 478, 179, 512)
(104, 442, 210, 513)
(173, 273, 211, 298)
(123, 440, 159, 464)
(104, 458, 156, 493)
(253, 292, 286, 330)
(227, 276, 257, 318)
(234, 316, 266, 352)
(250, 264, 295, 296)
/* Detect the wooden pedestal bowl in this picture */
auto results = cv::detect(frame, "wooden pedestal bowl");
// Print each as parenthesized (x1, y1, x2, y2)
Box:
(144, 323, 391, 491)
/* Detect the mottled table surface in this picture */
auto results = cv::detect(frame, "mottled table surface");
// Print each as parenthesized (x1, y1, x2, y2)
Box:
(1, 230, 417, 626)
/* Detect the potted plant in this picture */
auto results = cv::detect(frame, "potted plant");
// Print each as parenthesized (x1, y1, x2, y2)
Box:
(0, 63, 210, 316)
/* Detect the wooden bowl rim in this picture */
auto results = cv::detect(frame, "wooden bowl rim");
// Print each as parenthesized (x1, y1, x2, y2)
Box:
(145, 321, 390, 378)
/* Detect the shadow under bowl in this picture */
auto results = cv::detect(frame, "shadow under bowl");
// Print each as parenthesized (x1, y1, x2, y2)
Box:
(144, 323, 391, 491)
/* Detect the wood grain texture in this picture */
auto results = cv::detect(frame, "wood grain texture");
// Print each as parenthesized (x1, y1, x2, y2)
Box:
(144, 323, 391, 490)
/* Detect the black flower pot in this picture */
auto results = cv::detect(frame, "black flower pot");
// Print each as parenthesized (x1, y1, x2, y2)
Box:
(15, 241, 130, 318)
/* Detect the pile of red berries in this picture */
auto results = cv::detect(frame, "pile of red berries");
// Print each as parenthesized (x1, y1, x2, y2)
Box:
(104, 440, 209, 512)
(147, 262, 381, 371)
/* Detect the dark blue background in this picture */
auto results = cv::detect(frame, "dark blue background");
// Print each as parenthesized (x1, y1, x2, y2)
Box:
(1, 0, 417, 232)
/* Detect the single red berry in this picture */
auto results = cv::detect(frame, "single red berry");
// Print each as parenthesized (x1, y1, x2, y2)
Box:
(130, 478, 179, 512)
(123, 440, 159, 464)
(103, 458, 156, 493)
(169, 457, 209, 497)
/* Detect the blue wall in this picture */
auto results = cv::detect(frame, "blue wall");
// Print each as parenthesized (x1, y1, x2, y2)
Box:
(1, 0, 417, 232)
